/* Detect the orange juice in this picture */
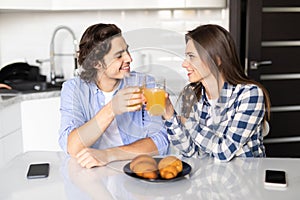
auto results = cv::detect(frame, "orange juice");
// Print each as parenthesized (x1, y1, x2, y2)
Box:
(143, 88, 166, 116)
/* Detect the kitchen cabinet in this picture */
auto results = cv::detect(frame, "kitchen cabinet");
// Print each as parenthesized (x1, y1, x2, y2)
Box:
(0, 102, 22, 168)
(1, 129, 22, 168)
(0, 92, 61, 168)
(0, 0, 227, 11)
(0, 0, 51, 10)
(185, 0, 227, 8)
(21, 96, 61, 152)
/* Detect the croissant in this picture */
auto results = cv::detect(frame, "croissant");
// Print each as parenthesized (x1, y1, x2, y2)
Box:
(158, 156, 183, 179)
(129, 155, 183, 180)
(130, 154, 158, 179)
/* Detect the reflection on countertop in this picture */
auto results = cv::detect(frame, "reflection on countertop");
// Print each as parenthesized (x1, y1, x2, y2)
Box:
(2, 151, 300, 200)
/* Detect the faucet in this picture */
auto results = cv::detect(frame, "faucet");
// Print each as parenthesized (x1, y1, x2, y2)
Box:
(50, 25, 78, 85)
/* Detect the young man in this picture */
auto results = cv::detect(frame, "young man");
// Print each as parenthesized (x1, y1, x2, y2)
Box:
(59, 23, 169, 168)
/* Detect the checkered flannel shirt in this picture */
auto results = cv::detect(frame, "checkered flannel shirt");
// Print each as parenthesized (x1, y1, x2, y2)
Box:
(165, 82, 266, 161)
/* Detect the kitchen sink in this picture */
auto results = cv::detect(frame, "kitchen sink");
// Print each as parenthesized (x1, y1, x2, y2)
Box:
(0, 81, 62, 101)
(21, 82, 63, 93)
(4, 80, 63, 94)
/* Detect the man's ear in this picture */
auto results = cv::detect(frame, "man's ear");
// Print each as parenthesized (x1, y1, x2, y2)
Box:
(94, 61, 103, 69)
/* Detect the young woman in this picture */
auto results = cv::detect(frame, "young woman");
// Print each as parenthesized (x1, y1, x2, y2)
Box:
(163, 24, 270, 162)
(59, 23, 169, 168)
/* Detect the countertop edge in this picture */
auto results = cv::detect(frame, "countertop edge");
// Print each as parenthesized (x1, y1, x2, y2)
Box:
(0, 90, 61, 109)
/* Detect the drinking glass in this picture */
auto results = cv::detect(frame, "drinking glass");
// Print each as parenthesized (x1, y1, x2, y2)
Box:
(124, 72, 145, 88)
(143, 76, 166, 116)
(123, 72, 145, 107)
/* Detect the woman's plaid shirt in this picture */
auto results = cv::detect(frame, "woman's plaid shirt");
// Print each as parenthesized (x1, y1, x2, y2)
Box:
(165, 82, 266, 161)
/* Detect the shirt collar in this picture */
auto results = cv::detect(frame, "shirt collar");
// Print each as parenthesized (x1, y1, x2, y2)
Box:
(201, 82, 235, 107)
(91, 82, 99, 94)
(92, 80, 124, 95)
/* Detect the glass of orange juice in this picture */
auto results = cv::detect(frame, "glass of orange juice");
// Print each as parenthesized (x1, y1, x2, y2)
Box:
(143, 76, 166, 116)
(124, 72, 145, 107)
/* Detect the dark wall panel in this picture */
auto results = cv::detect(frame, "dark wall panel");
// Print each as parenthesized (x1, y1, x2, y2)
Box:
(263, 0, 300, 7)
(266, 111, 300, 138)
(262, 13, 300, 41)
(265, 142, 300, 158)
(261, 47, 300, 74)
(261, 79, 300, 106)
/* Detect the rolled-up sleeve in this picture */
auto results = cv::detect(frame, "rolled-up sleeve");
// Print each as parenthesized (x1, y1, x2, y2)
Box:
(144, 115, 169, 155)
(58, 79, 86, 153)
(149, 129, 169, 155)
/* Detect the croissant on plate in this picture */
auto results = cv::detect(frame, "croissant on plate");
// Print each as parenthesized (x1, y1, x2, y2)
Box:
(158, 156, 183, 179)
(130, 154, 158, 179)
(129, 155, 183, 180)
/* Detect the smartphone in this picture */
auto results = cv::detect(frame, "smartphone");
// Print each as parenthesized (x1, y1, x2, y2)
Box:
(264, 169, 287, 188)
(26, 163, 50, 179)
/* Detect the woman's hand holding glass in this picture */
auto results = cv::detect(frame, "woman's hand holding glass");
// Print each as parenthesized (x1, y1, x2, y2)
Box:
(143, 76, 167, 116)
(162, 93, 175, 120)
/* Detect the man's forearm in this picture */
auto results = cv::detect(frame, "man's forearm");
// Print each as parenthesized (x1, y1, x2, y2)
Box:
(106, 138, 159, 162)
(67, 102, 115, 156)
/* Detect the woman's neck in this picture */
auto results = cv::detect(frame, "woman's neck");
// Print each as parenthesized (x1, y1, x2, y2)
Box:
(202, 75, 224, 100)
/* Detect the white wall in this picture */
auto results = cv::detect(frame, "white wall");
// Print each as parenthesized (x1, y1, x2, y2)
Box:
(0, 8, 229, 98)
(0, 8, 228, 76)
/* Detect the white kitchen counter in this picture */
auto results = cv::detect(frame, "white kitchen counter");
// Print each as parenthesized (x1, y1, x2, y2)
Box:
(1, 151, 300, 200)
(0, 91, 61, 168)
(0, 90, 60, 109)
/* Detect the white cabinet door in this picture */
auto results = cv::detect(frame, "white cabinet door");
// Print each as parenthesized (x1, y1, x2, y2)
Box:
(1, 129, 23, 167)
(21, 97, 62, 152)
(0, 102, 22, 168)
(0, 139, 4, 168)
(0, 0, 51, 10)
(0, 0, 226, 11)
(0, 102, 22, 139)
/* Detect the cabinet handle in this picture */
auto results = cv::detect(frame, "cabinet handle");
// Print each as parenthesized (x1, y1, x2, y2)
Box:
(250, 60, 272, 70)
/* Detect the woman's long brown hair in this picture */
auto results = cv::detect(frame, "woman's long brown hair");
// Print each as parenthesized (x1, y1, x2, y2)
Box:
(183, 24, 271, 121)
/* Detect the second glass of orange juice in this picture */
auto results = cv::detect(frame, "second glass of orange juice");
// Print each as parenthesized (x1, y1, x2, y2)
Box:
(143, 76, 166, 116)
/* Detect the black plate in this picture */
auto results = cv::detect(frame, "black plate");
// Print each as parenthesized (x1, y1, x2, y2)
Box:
(123, 158, 192, 183)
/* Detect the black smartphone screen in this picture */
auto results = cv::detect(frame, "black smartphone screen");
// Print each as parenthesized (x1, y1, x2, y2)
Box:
(265, 170, 286, 185)
(27, 163, 50, 179)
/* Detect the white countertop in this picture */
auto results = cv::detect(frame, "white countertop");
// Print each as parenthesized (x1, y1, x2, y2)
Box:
(1, 151, 300, 200)
(0, 90, 60, 109)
